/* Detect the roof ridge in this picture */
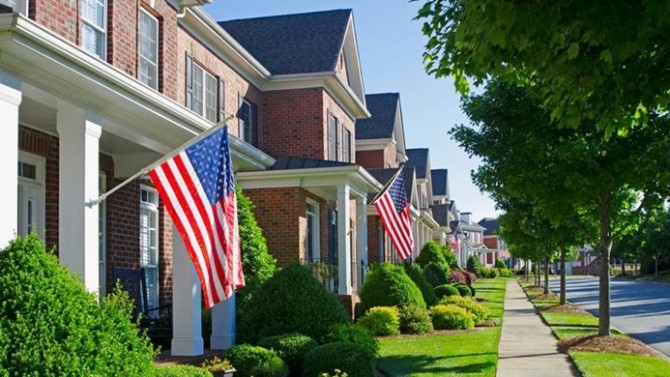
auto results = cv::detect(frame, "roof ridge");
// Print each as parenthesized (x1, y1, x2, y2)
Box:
(219, 8, 351, 24)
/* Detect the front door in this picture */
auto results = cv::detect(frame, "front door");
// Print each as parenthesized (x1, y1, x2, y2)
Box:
(17, 153, 45, 237)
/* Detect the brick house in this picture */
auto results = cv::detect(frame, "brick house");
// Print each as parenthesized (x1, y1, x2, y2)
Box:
(478, 217, 510, 264)
(0, 0, 387, 356)
(430, 168, 454, 246)
(451, 212, 490, 266)
(404, 148, 440, 255)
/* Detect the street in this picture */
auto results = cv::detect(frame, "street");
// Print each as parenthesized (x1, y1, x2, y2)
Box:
(548, 276, 670, 358)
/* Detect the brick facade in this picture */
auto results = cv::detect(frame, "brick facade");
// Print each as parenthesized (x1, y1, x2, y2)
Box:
(32, 0, 78, 44)
(356, 150, 386, 170)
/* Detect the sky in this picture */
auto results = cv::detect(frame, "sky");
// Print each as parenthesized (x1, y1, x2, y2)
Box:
(203, 0, 501, 221)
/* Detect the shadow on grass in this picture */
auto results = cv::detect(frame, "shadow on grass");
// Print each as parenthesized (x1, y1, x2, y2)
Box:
(378, 354, 496, 376)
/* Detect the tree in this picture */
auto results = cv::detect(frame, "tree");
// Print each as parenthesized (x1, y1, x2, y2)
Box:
(416, 0, 670, 134)
(452, 80, 670, 335)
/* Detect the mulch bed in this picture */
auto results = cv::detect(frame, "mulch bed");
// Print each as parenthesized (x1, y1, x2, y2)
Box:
(558, 335, 661, 357)
(531, 293, 559, 301)
(476, 319, 497, 327)
(542, 304, 589, 314)
(154, 349, 221, 366)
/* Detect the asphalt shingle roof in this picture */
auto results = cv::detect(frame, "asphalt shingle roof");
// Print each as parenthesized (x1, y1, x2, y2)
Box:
(269, 156, 353, 170)
(478, 217, 500, 236)
(367, 167, 414, 203)
(219, 9, 352, 75)
(431, 169, 448, 196)
(432, 204, 450, 227)
(405, 149, 429, 179)
(356, 93, 399, 140)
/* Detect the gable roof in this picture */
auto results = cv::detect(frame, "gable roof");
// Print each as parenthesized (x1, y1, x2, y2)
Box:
(478, 217, 500, 236)
(219, 10, 351, 75)
(431, 204, 450, 227)
(366, 167, 414, 203)
(405, 148, 430, 179)
(356, 93, 399, 140)
(431, 169, 448, 197)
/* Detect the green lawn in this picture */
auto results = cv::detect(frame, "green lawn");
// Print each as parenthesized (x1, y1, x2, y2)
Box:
(552, 327, 624, 340)
(540, 312, 599, 327)
(378, 329, 500, 377)
(472, 278, 508, 324)
(570, 352, 670, 377)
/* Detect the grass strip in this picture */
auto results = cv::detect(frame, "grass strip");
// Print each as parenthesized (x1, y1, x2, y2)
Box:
(570, 351, 670, 377)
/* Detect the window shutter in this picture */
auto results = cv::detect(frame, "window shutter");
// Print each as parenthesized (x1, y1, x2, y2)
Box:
(185, 53, 193, 109)
(237, 94, 243, 138)
(335, 119, 341, 162)
(251, 101, 259, 147)
(217, 78, 225, 122)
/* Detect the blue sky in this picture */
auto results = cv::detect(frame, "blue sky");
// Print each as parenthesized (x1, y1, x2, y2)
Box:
(204, 1, 500, 220)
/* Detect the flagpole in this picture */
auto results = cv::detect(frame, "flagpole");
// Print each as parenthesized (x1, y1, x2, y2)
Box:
(85, 114, 236, 208)
(369, 165, 405, 205)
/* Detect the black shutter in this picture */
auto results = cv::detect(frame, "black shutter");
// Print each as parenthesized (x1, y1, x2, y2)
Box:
(217, 78, 225, 122)
(185, 53, 193, 109)
(251, 101, 258, 147)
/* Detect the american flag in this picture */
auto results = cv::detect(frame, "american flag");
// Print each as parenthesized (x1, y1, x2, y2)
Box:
(449, 234, 461, 254)
(149, 126, 243, 309)
(374, 170, 413, 260)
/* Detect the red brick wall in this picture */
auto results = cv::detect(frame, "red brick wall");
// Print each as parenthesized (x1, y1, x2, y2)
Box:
(158, 202, 173, 306)
(356, 150, 385, 170)
(483, 237, 498, 250)
(33, 0, 78, 44)
(261, 88, 325, 159)
(367, 216, 380, 264)
(107, 0, 137, 76)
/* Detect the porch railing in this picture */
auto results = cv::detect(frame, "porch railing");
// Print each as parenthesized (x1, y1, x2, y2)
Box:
(301, 258, 338, 293)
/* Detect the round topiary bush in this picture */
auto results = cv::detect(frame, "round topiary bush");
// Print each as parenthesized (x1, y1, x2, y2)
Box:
(403, 263, 438, 306)
(224, 344, 288, 377)
(422, 262, 450, 287)
(359, 263, 425, 314)
(435, 284, 460, 299)
(466, 255, 483, 277)
(399, 305, 433, 335)
(438, 296, 489, 323)
(429, 305, 475, 330)
(358, 306, 400, 336)
(454, 283, 473, 297)
(302, 342, 376, 377)
(239, 263, 349, 344)
(258, 333, 318, 377)
(154, 365, 214, 377)
(416, 241, 448, 268)
(324, 324, 379, 356)
(0, 235, 157, 376)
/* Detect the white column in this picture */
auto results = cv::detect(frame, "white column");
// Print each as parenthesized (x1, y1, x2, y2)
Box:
(210, 295, 235, 350)
(171, 225, 204, 356)
(337, 185, 351, 295)
(356, 196, 367, 288)
(57, 101, 100, 294)
(0, 70, 20, 248)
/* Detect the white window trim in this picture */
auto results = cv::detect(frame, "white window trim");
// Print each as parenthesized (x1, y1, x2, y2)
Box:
(190, 62, 217, 122)
(17, 151, 45, 238)
(139, 185, 159, 309)
(80, 0, 107, 60)
(306, 198, 320, 262)
(138, 8, 159, 90)
(1, 0, 28, 14)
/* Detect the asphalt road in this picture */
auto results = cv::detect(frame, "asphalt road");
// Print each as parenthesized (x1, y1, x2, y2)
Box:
(548, 276, 670, 358)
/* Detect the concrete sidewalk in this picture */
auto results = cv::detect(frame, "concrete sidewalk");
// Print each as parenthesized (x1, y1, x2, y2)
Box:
(496, 280, 580, 377)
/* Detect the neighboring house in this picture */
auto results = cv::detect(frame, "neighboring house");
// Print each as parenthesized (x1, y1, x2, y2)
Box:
(0, 1, 385, 356)
(220, 10, 381, 316)
(430, 168, 453, 245)
(431, 169, 450, 205)
(478, 217, 510, 265)
(405, 148, 440, 256)
(451, 212, 489, 266)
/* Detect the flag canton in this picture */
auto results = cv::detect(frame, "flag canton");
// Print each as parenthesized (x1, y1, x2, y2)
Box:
(185, 127, 235, 204)
(389, 174, 408, 214)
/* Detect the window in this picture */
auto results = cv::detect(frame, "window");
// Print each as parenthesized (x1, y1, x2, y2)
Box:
(140, 186, 159, 311)
(81, 0, 106, 59)
(186, 56, 217, 122)
(17, 153, 45, 238)
(327, 114, 337, 160)
(138, 9, 159, 90)
(0, 0, 28, 14)
(98, 173, 107, 297)
(238, 97, 258, 146)
(342, 128, 351, 163)
(306, 200, 320, 263)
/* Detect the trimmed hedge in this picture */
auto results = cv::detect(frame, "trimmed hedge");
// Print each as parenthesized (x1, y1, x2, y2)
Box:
(302, 342, 376, 377)
(416, 241, 447, 268)
(0, 235, 156, 376)
(435, 284, 460, 299)
(454, 283, 473, 297)
(239, 263, 348, 344)
(154, 365, 214, 377)
(467, 255, 483, 277)
(359, 263, 425, 314)
(358, 307, 400, 336)
(438, 296, 489, 323)
(325, 324, 379, 357)
(258, 333, 318, 377)
(430, 305, 475, 330)
(399, 305, 433, 335)
(422, 262, 450, 288)
(224, 344, 288, 377)
(403, 263, 438, 306)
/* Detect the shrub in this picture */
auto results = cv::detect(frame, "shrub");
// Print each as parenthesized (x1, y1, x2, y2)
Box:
(440, 245, 458, 269)
(422, 261, 450, 287)
(239, 263, 348, 344)
(480, 267, 498, 279)
(454, 283, 473, 297)
(399, 305, 433, 335)
(0, 235, 157, 376)
(325, 324, 379, 356)
(494, 259, 507, 269)
(449, 269, 468, 285)
(224, 344, 288, 377)
(464, 270, 477, 285)
(416, 241, 447, 268)
(359, 263, 425, 314)
(466, 255, 483, 277)
(154, 365, 214, 377)
(302, 342, 376, 377)
(429, 305, 475, 330)
(258, 333, 318, 377)
(403, 263, 437, 306)
(358, 307, 400, 336)
(497, 268, 514, 277)
(438, 296, 489, 323)
(434, 284, 460, 299)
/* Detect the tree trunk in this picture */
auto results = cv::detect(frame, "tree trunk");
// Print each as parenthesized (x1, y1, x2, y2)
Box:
(560, 246, 566, 305)
(621, 260, 626, 276)
(655, 257, 659, 278)
(543, 257, 549, 295)
(535, 259, 541, 286)
(598, 193, 614, 337)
